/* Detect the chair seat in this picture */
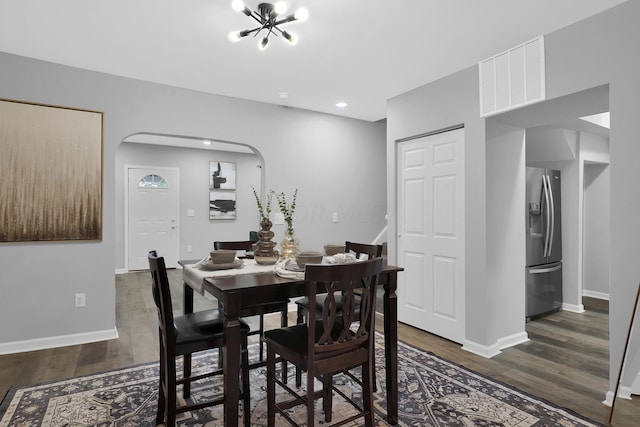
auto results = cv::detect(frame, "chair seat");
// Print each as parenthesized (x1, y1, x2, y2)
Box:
(174, 308, 249, 348)
(263, 322, 349, 362)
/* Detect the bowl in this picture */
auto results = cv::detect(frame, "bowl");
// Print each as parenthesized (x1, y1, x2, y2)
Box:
(324, 244, 346, 256)
(209, 249, 236, 264)
(296, 251, 324, 269)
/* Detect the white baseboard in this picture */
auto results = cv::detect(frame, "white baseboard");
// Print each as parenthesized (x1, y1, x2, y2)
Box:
(461, 339, 501, 358)
(115, 268, 128, 274)
(603, 388, 633, 407)
(562, 302, 585, 313)
(0, 328, 119, 355)
(498, 331, 529, 350)
(583, 290, 610, 300)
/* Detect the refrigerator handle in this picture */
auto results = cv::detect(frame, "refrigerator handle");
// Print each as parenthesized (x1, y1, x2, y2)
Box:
(529, 263, 562, 274)
(543, 174, 551, 257)
(547, 173, 555, 257)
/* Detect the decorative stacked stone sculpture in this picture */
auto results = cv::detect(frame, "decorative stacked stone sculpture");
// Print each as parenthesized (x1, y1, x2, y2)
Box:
(254, 219, 279, 265)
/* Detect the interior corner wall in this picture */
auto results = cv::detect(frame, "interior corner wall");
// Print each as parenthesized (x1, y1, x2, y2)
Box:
(543, 0, 640, 395)
(0, 51, 386, 351)
(582, 163, 610, 297)
(387, 66, 490, 348)
(485, 120, 527, 345)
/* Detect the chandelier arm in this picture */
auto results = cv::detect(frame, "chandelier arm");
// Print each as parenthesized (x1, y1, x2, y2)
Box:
(272, 14, 297, 26)
(240, 25, 264, 37)
(270, 25, 286, 37)
(252, 20, 273, 38)
(247, 11, 268, 26)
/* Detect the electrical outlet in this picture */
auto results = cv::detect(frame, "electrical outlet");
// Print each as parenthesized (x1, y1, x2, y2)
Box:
(75, 293, 86, 308)
(332, 212, 339, 223)
(187, 245, 193, 253)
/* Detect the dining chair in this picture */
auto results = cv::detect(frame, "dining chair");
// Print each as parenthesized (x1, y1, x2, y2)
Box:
(148, 250, 251, 427)
(264, 257, 383, 427)
(294, 241, 383, 387)
(214, 240, 289, 364)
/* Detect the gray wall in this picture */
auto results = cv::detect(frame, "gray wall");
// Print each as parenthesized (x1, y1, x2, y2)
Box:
(387, 0, 640, 396)
(0, 52, 386, 351)
(583, 163, 610, 297)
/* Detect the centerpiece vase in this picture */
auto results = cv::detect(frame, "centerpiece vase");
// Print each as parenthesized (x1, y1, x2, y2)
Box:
(280, 227, 299, 261)
(254, 219, 279, 265)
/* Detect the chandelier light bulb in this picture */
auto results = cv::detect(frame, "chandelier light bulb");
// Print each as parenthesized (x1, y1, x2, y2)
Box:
(228, 31, 242, 42)
(294, 8, 309, 22)
(259, 37, 269, 50)
(231, 0, 245, 12)
(283, 31, 298, 45)
(274, 1, 287, 15)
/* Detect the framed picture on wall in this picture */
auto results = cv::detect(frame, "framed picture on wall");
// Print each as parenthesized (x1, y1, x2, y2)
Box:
(209, 161, 236, 190)
(0, 98, 103, 242)
(209, 191, 236, 220)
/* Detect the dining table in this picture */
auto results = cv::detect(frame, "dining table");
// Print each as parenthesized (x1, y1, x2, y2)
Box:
(179, 257, 403, 426)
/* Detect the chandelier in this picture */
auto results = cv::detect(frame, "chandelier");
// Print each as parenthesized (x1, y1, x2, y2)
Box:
(228, 1, 309, 50)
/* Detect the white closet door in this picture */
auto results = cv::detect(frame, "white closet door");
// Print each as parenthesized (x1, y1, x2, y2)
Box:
(397, 128, 465, 343)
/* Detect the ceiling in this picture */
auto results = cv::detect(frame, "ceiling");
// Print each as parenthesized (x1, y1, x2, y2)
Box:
(0, 0, 627, 123)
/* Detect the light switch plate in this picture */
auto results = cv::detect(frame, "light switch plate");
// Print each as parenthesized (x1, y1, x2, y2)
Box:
(274, 212, 285, 225)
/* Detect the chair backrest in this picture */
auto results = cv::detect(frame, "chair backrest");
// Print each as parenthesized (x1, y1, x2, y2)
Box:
(214, 240, 254, 251)
(305, 258, 383, 356)
(148, 250, 177, 349)
(345, 241, 383, 260)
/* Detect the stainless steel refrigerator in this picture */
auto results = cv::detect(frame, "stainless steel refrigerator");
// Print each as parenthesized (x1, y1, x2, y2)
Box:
(526, 167, 562, 318)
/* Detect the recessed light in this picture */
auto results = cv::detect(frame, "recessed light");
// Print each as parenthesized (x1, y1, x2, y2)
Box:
(336, 101, 348, 108)
(203, 140, 212, 145)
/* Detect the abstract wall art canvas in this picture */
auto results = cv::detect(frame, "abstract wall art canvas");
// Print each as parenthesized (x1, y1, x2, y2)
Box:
(0, 99, 104, 242)
(209, 161, 236, 190)
(209, 191, 236, 220)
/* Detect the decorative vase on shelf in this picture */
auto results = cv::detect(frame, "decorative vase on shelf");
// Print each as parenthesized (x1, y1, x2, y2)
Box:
(254, 219, 279, 265)
(280, 227, 299, 261)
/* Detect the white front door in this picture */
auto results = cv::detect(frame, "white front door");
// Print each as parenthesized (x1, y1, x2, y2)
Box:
(397, 128, 465, 343)
(127, 167, 179, 270)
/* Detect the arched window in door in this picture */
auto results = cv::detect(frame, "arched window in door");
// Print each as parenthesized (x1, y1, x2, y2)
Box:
(138, 174, 168, 188)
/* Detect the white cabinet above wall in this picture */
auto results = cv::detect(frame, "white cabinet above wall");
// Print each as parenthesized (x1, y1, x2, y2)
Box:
(479, 36, 546, 117)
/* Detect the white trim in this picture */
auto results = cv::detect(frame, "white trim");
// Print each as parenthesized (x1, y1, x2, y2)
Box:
(498, 331, 529, 350)
(583, 289, 610, 300)
(562, 302, 585, 313)
(603, 388, 633, 407)
(0, 329, 119, 355)
(124, 164, 181, 270)
(115, 268, 128, 274)
(461, 339, 501, 358)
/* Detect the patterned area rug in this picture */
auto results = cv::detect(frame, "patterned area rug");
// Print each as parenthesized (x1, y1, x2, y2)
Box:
(0, 333, 604, 426)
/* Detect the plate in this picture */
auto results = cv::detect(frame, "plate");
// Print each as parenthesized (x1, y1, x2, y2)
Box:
(199, 259, 243, 271)
(284, 261, 304, 272)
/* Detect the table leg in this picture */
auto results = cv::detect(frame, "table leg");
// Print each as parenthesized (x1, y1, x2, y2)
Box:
(223, 292, 241, 427)
(383, 271, 398, 425)
(183, 283, 194, 315)
(183, 283, 196, 397)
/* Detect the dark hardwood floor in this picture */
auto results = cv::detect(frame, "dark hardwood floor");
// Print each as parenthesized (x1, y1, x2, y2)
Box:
(0, 270, 638, 426)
